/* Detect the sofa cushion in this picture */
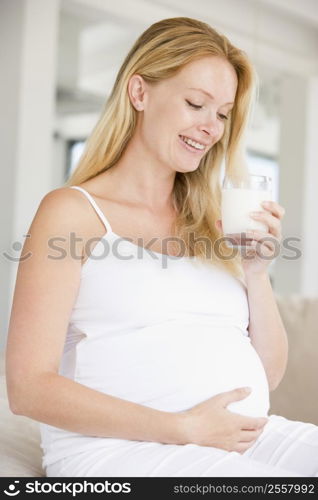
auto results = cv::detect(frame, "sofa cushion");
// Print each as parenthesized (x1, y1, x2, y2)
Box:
(0, 366, 44, 477)
(270, 295, 318, 425)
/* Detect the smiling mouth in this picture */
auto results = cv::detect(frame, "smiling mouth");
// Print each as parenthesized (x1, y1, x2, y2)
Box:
(179, 135, 207, 153)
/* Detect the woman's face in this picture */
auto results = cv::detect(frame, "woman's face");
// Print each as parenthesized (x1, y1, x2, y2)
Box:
(131, 56, 238, 174)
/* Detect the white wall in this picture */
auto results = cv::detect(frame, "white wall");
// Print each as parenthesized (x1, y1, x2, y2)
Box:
(0, 0, 24, 353)
(1, 0, 60, 351)
(273, 75, 318, 297)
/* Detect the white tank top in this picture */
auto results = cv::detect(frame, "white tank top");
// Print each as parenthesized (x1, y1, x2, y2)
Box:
(40, 186, 270, 467)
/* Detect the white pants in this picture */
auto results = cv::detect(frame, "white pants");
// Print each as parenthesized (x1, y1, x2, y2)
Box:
(46, 415, 318, 477)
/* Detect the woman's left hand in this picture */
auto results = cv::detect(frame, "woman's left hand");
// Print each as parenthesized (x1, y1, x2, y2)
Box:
(216, 201, 285, 277)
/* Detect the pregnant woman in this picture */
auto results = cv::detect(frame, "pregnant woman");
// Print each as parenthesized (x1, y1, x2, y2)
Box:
(6, 17, 318, 477)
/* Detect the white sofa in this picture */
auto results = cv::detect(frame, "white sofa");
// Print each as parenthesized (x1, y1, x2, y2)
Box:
(269, 295, 318, 425)
(0, 353, 44, 476)
(1, 294, 317, 477)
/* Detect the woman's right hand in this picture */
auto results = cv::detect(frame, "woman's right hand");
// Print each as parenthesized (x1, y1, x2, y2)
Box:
(180, 387, 269, 454)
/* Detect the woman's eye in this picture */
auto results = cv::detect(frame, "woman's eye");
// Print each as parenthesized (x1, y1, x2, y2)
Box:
(186, 100, 202, 110)
(186, 100, 228, 120)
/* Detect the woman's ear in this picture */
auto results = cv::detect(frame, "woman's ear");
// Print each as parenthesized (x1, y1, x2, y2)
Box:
(128, 74, 146, 111)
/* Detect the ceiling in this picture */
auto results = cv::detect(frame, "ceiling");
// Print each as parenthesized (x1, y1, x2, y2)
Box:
(253, 0, 318, 28)
(56, 0, 318, 155)
(58, 0, 318, 97)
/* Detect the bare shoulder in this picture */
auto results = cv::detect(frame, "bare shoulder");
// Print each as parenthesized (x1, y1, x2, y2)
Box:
(32, 186, 94, 236)
(17, 186, 97, 271)
(37, 186, 88, 219)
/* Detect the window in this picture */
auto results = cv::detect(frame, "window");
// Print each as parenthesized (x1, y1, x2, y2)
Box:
(66, 139, 86, 179)
(247, 151, 279, 202)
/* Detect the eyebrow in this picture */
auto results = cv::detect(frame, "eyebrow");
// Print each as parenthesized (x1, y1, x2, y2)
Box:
(188, 87, 234, 106)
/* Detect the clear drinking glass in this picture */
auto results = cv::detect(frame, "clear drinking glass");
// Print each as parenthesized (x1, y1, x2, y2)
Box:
(221, 174, 273, 237)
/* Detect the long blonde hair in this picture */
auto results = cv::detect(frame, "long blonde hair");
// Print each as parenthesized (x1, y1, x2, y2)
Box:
(64, 17, 257, 280)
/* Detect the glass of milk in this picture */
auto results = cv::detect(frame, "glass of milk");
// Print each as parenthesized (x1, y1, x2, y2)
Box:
(221, 174, 273, 239)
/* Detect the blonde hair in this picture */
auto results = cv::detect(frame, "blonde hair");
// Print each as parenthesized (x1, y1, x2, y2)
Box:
(64, 17, 257, 280)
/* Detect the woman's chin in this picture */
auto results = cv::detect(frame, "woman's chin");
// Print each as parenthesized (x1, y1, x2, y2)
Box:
(174, 161, 201, 174)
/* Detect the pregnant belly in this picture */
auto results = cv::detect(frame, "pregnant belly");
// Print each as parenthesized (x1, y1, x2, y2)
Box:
(74, 321, 270, 418)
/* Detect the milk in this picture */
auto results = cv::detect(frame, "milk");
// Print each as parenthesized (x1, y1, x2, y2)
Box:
(221, 188, 272, 235)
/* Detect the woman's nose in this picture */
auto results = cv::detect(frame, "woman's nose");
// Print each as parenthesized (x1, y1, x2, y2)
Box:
(199, 114, 221, 139)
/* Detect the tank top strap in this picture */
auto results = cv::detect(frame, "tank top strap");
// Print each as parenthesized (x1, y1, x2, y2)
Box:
(69, 186, 113, 234)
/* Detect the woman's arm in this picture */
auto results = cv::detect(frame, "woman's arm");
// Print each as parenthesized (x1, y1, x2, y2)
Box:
(241, 201, 288, 391)
(245, 271, 288, 391)
(216, 201, 288, 391)
(9, 370, 184, 445)
(5, 188, 184, 445)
